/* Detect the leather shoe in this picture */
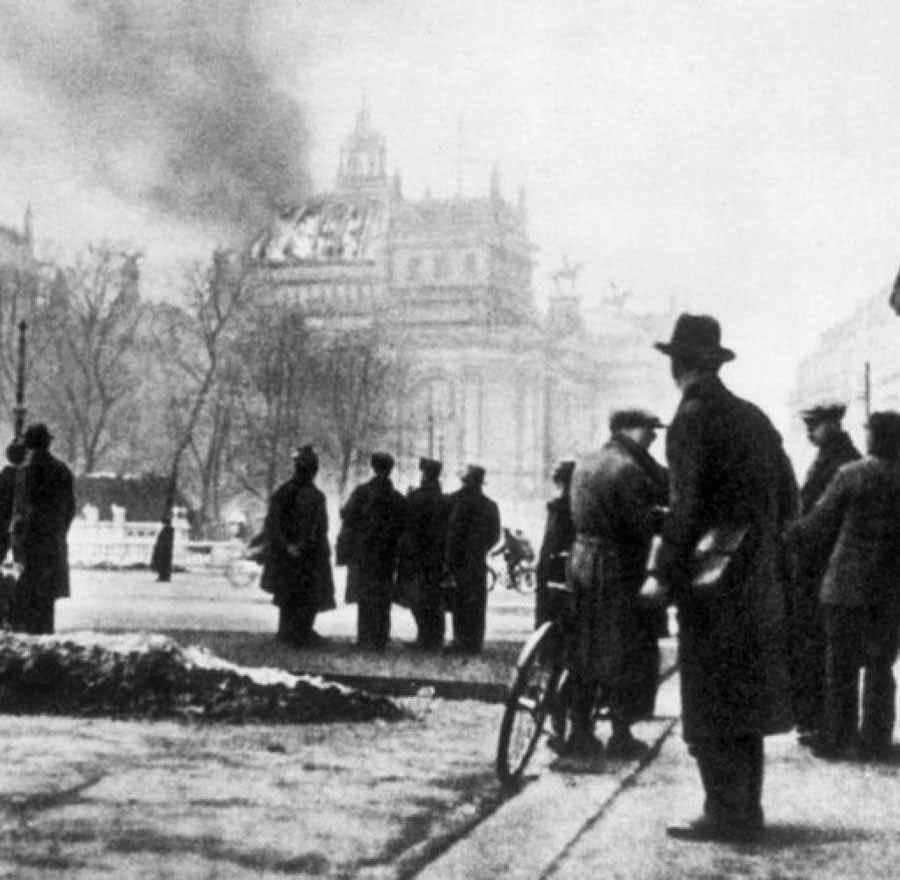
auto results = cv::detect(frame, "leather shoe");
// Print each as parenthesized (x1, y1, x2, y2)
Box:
(606, 733, 650, 760)
(666, 815, 764, 843)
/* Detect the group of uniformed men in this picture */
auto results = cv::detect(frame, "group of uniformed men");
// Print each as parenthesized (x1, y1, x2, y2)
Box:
(261, 448, 500, 655)
(260, 310, 900, 844)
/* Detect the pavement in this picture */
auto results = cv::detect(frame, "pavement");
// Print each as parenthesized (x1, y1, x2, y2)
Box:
(6, 571, 900, 877)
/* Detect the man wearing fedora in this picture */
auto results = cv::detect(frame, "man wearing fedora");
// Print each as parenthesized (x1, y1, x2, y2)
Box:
(789, 400, 861, 743)
(564, 409, 669, 759)
(399, 457, 450, 650)
(641, 314, 797, 842)
(444, 464, 501, 654)
(341, 452, 407, 651)
(8, 423, 76, 635)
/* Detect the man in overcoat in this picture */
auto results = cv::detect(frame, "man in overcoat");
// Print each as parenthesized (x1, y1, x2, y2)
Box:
(566, 409, 668, 759)
(641, 314, 797, 842)
(399, 457, 450, 650)
(788, 400, 861, 742)
(0, 439, 25, 563)
(535, 460, 577, 628)
(8, 423, 76, 635)
(444, 464, 501, 654)
(341, 452, 407, 650)
(261, 445, 336, 648)
(787, 410, 900, 761)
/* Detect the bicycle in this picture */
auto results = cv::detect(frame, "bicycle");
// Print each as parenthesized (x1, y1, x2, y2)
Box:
(495, 582, 615, 786)
(487, 557, 537, 594)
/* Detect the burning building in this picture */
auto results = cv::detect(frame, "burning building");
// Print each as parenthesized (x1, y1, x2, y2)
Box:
(247, 101, 676, 503)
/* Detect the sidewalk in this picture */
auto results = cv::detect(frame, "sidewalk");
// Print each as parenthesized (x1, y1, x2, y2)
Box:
(424, 667, 900, 880)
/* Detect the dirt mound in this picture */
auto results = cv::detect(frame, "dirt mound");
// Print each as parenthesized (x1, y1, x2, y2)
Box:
(0, 631, 405, 724)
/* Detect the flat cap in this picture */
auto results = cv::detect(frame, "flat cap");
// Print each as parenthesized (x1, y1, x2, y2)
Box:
(292, 444, 319, 469)
(460, 463, 486, 486)
(800, 400, 847, 424)
(371, 451, 395, 472)
(552, 460, 576, 483)
(610, 408, 666, 433)
(419, 457, 442, 478)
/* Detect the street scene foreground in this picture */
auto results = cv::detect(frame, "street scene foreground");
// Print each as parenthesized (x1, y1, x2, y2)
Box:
(1, 571, 899, 878)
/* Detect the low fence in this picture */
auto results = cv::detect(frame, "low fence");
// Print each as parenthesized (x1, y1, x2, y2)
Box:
(68, 517, 243, 571)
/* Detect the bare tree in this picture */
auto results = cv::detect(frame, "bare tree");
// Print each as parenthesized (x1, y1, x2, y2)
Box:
(151, 250, 247, 533)
(310, 321, 410, 496)
(228, 301, 316, 499)
(29, 244, 143, 472)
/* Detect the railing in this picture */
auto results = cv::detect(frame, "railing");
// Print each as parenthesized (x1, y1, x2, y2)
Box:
(67, 518, 244, 571)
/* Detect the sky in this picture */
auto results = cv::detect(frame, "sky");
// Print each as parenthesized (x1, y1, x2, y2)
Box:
(2, 0, 900, 430)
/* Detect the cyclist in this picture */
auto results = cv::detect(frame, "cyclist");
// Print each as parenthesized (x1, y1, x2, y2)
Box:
(493, 527, 532, 589)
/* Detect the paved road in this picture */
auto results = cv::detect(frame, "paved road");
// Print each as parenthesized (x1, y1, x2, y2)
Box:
(57, 567, 537, 643)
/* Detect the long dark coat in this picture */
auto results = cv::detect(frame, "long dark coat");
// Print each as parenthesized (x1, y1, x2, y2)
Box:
(0, 464, 18, 561)
(535, 492, 576, 625)
(260, 475, 336, 615)
(396, 478, 449, 609)
(656, 374, 798, 741)
(15, 449, 76, 602)
(445, 484, 501, 609)
(789, 456, 900, 609)
(340, 475, 406, 604)
(568, 435, 668, 720)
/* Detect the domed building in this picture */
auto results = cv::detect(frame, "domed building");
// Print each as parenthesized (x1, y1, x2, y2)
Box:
(246, 101, 676, 504)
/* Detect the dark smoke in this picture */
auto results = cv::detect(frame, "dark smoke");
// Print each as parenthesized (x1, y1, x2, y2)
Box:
(0, 0, 311, 236)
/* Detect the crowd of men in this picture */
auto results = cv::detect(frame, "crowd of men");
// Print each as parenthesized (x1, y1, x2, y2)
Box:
(3, 310, 898, 847)
(260, 447, 501, 655)
(256, 311, 900, 846)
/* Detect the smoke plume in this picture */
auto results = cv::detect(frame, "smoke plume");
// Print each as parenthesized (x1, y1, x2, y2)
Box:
(0, 0, 311, 237)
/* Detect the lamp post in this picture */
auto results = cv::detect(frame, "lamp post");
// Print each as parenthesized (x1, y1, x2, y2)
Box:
(13, 320, 27, 439)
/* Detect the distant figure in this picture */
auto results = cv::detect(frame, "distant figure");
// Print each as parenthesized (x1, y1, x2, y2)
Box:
(341, 452, 407, 651)
(535, 460, 577, 628)
(788, 411, 900, 761)
(444, 465, 501, 654)
(0, 439, 25, 562)
(491, 527, 534, 589)
(150, 517, 175, 582)
(261, 445, 336, 649)
(399, 457, 450, 650)
(788, 399, 861, 744)
(8, 423, 76, 635)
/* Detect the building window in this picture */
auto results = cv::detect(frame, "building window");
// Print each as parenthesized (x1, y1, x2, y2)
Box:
(434, 253, 449, 280)
(408, 256, 422, 281)
(464, 253, 477, 276)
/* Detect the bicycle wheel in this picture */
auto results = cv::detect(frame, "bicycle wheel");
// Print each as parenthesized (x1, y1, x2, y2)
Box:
(224, 556, 260, 590)
(514, 564, 537, 594)
(496, 621, 564, 785)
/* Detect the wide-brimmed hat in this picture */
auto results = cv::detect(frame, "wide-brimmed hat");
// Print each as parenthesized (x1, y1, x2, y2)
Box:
(654, 313, 735, 363)
(800, 400, 847, 426)
(23, 422, 53, 450)
(609, 409, 666, 433)
(419, 457, 442, 478)
(460, 464, 486, 486)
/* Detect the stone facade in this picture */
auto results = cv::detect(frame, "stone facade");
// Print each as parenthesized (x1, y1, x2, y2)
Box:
(248, 103, 677, 503)
(789, 290, 900, 456)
